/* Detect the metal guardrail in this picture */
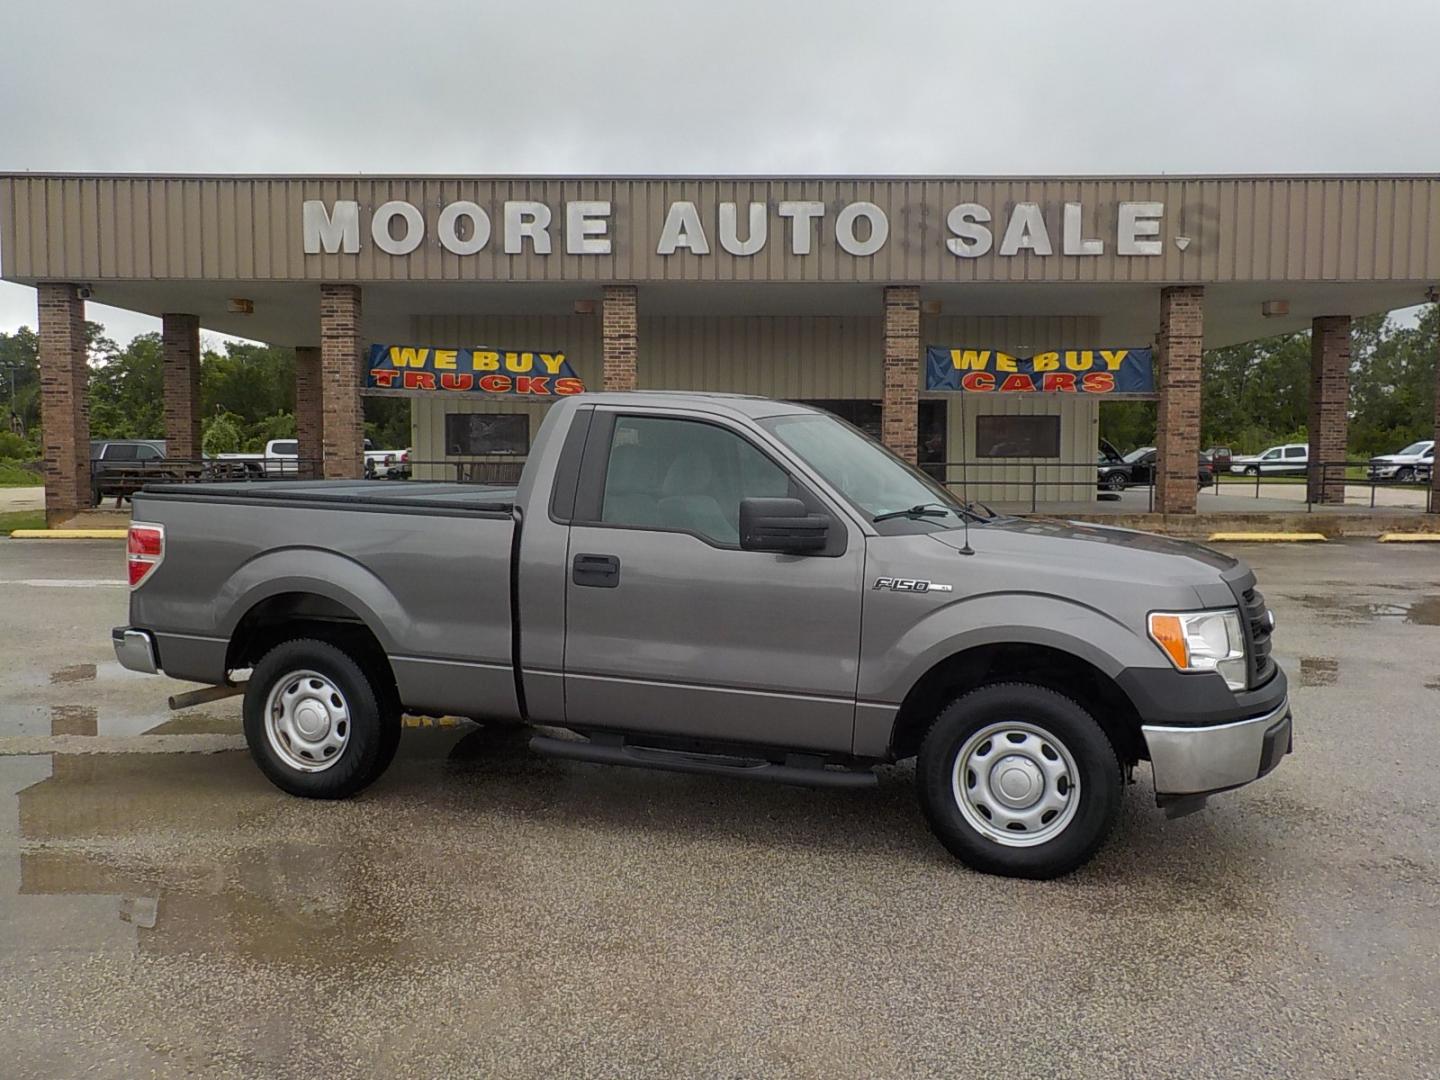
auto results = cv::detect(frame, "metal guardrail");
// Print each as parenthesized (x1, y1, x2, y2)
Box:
(1209, 460, 1438, 513)
(92, 457, 324, 506)
(378, 459, 527, 485)
(929, 458, 1438, 513)
(928, 459, 1183, 513)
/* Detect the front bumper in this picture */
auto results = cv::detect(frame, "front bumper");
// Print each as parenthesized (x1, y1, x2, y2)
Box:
(1142, 697, 1291, 797)
(112, 627, 159, 674)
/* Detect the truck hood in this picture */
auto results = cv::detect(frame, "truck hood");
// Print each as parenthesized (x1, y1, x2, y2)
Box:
(1370, 453, 1424, 463)
(928, 516, 1240, 590)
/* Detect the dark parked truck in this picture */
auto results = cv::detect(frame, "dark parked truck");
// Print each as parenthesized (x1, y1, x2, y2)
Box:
(115, 393, 1290, 878)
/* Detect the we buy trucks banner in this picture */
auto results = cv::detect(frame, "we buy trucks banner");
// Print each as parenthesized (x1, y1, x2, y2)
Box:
(365, 345, 586, 396)
(925, 346, 1154, 394)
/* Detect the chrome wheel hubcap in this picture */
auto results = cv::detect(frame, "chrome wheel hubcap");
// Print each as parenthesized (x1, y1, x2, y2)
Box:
(952, 721, 1080, 847)
(265, 670, 351, 773)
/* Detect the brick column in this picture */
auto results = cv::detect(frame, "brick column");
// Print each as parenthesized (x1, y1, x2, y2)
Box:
(37, 283, 89, 525)
(161, 313, 202, 460)
(293, 346, 324, 479)
(1155, 286, 1204, 515)
(882, 286, 920, 462)
(1307, 316, 1350, 506)
(602, 285, 638, 391)
(320, 284, 364, 479)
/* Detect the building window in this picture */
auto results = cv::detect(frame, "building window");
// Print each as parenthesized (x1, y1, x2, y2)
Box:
(975, 415, 1061, 458)
(445, 413, 530, 456)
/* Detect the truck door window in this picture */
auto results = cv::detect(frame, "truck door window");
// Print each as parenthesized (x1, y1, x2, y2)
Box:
(599, 416, 790, 545)
(1284, 447, 1305, 459)
(136, 444, 162, 461)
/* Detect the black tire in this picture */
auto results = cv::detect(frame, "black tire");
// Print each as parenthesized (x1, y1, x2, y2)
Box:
(1245, 465, 1259, 476)
(1398, 466, 1416, 483)
(917, 683, 1122, 879)
(1104, 471, 1127, 492)
(243, 638, 399, 799)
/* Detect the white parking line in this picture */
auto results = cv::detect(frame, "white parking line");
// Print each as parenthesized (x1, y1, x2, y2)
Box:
(0, 579, 127, 588)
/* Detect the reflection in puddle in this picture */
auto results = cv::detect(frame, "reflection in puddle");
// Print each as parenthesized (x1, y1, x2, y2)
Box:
(50, 705, 98, 737)
(1285, 593, 1440, 625)
(50, 664, 96, 685)
(1299, 657, 1339, 687)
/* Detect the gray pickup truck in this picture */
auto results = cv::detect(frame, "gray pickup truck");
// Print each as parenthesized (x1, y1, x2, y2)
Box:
(115, 392, 1290, 878)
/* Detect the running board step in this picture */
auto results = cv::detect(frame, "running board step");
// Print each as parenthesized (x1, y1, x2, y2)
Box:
(528, 735, 877, 789)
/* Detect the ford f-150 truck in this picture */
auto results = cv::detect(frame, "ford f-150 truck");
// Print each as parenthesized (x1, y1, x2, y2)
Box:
(114, 392, 1290, 879)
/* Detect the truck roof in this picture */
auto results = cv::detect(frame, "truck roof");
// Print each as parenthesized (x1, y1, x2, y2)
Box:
(563, 391, 821, 419)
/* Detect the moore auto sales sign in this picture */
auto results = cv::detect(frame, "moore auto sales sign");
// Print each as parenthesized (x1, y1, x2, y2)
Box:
(303, 197, 1173, 261)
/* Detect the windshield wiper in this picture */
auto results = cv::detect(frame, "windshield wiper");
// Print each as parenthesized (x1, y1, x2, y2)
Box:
(873, 502, 965, 523)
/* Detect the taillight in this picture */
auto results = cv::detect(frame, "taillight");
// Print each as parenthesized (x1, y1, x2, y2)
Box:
(127, 522, 165, 588)
(401, 451, 409, 463)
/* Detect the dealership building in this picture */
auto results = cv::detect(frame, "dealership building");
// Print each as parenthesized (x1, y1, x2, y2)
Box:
(3, 172, 1439, 524)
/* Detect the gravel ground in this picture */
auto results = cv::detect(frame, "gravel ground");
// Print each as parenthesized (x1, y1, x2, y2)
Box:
(0, 539, 1436, 1078)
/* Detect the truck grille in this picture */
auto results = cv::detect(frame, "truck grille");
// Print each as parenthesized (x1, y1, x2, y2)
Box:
(1241, 586, 1275, 687)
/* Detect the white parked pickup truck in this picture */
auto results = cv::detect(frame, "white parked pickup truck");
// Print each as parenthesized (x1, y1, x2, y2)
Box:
(217, 439, 301, 477)
(1229, 443, 1309, 477)
(1366, 440, 1434, 482)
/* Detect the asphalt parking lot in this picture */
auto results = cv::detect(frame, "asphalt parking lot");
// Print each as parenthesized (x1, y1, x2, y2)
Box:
(0, 539, 1437, 1078)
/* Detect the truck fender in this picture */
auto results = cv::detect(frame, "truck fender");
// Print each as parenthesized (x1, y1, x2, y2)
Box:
(216, 547, 405, 653)
(861, 591, 1162, 707)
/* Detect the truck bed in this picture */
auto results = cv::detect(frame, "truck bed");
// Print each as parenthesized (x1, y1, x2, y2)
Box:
(140, 479, 515, 515)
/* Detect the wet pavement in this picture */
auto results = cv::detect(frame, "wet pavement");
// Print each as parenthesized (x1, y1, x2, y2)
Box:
(0, 539, 1438, 1078)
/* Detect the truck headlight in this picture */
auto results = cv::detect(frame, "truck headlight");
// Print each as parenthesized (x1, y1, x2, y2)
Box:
(1148, 609, 1247, 691)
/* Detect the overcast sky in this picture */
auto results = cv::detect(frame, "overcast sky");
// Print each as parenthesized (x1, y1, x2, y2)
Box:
(3, 0, 1439, 340)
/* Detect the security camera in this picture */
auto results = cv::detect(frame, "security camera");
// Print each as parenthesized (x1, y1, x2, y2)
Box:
(76, 286, 94, 300)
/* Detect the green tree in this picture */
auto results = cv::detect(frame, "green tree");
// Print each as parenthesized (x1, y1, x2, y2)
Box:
(201, 412, 243, 456)
(364, 397, 411, 449)
(88, 332, 165, 438)
(1349, 307, 1436, 457)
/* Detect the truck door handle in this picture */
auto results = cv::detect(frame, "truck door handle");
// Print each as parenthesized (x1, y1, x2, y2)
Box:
(572, 553, 620, 588)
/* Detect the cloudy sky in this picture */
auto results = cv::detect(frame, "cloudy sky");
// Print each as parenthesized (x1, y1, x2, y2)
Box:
(2, 0, 1439, 339)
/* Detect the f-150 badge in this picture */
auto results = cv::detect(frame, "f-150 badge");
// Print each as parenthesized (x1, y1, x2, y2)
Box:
(873, 577, 953, 593)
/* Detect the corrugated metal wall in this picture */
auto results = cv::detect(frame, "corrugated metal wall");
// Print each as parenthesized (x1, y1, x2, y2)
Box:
(946, 395, 1100, 506)
(6, 175, 1438, 284)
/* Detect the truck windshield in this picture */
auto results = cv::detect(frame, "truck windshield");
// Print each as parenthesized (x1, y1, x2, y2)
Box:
(759, 412, 970, 525)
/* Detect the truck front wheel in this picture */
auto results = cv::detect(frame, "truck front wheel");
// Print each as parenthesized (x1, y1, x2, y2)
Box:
(243, 638, 399, 799)
(917, 683, 1122, 879)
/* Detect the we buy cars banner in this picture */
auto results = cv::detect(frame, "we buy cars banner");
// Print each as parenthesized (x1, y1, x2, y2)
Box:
(365, 345, 586, 396)
(925, 346, 1154, 394)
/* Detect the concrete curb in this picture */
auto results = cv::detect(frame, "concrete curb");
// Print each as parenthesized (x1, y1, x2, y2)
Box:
(1206, 531, 1328, 542)
(9, 529, 129, 539)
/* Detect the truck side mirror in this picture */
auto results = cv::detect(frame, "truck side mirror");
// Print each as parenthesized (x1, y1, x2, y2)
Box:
(739, 497, 829, 554)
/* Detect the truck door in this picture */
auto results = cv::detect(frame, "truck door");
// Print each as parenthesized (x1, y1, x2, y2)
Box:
(562, 409, 865, 753)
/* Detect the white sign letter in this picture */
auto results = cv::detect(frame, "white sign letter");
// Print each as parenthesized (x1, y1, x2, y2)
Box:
(998, 203, 1052, 257)
(371, 200, 424, 256)
(656, 201, 710, 255)
(945, 203, 992, 258)
(303, 199, 360, 254)
(1118, 201, 1164, 256)
(835, 202, 889, 257)
(777, 201, 824, 255)
(504, 201, 553, 254)
(1062, 202, 1104, 256)
(719, 202, 767, 256)
(566, 201, 611, 255)
(437, 201, 491, 256)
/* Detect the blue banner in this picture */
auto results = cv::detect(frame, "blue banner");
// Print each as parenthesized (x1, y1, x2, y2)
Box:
(366, 345, 586, 397)
(925, 347, 1154, 394)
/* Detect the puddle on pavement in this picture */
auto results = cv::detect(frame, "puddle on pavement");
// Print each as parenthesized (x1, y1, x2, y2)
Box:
(1299, 657, 1339, 687)
(50, 705, 98, 737)
(1286, 593, 1440, 625)
(50, 664, 96, 685)
(141, 711, 242, 735)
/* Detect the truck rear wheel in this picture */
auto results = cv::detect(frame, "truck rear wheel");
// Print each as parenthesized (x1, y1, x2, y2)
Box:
(917, 683, 1122, 879)
(243, 638, 399, 799)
